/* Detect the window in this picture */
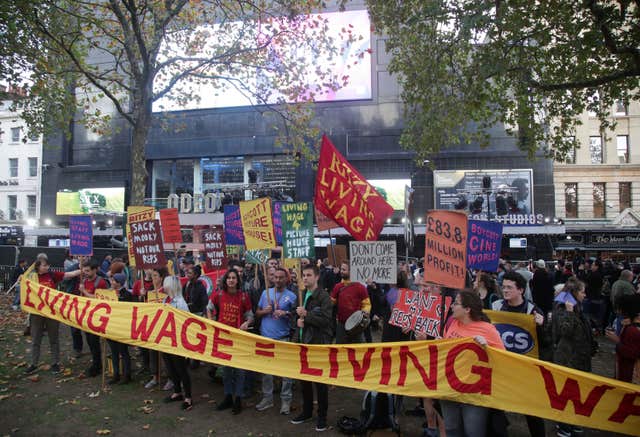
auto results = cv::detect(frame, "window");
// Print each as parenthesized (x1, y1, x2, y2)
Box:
(8, 195, 16, 220)
(28, 132, 39, 142)
(564, 137, 576, 164)
(10, 127, 20, 143)
(620, 182, 632, 211)
(589, 136, 603, 163)
(9, 158, 18, 178)
(27, 195, 36, 218)
(616, 135, 629, 163)
(28, 157, 37, 177)
(615, 100, 628, 116)
(564, 183, 578, 218)
(593, 183, 606, 218)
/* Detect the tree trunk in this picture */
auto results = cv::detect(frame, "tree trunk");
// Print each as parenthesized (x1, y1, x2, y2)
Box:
(129, 109, 151, 207)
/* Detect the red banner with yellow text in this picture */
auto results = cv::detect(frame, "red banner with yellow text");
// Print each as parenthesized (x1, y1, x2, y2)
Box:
(314, 134, 393, 241)
(19, 277, 640, 435)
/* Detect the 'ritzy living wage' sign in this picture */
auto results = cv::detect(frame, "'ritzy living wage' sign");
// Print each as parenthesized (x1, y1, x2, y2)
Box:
(349, 241, 397, 284)
(282, 202, 314, 259)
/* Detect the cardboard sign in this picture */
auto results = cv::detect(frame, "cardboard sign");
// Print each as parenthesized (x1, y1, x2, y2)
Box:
(94, 288, 118, 301)
(130, 219, 167, 269)
(202, 225, 227, 271)
(159, 208, 182, 244)
(467, 220, 503, 271)
(126, 206, 156, 267)
(245, 249, 271, 265)
(424, 210, 468, 288)
(282, 202, 315, 259)
(349, 241, 397, 284)
(239, 197, 277, 250)
(69, 215, 93, 256)
(389, 287, 452, 338)
(223, 205, 245, 246)
(327, 244, 347, 267)
(315, 205, 339, 232)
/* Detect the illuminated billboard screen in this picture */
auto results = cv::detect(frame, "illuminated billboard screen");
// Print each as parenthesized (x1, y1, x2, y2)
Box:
(153, 10, 372, 112)
(368, 179, 411, 211)
(56, 188, 125, 215)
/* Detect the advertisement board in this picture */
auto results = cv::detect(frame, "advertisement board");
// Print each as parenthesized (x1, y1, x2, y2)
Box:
(368, 179, 411, 211)
(56, 188, 125, 215)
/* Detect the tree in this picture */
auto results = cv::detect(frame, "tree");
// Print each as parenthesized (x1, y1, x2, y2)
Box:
(366, 0, 640, 161)
(7, 0, 357, 205)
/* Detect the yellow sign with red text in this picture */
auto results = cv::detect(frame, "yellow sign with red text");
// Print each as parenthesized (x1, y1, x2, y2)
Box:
(239, 198, 276, 250)
(20, 277, 639, 435)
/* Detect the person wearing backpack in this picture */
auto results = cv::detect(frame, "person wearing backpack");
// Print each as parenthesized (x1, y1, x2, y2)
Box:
(79, 258, 110, 377)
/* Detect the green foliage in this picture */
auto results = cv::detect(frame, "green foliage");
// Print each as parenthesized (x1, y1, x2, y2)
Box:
(367, 0, 640, 162)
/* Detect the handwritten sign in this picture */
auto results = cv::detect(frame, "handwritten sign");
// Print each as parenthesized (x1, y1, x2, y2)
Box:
(202, 225, 227, 271)
(94, 288, 118, 301)
(466, 220, 503, 271)
(69, 215, 93, 256)
(126, 206, 156, 268)
(349, 241, 397, 284)
(282, 202, 315, 259)
(130, 219, 167, 269)
(424, 210, 468, 289)
(147, 289, 168, 303)
(159, 208, 182, 244)
(223, 205, 245, 246)
(274, 201, 284, 245)
(239, 198, 276, 250)
(389, 287, 452, 338)
(245, 249, 271, 265)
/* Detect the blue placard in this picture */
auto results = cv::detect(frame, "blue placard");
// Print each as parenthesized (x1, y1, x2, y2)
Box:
(69, 215, 93, 256)
(273, 201, 285, 246)
(466, 219, 503, 271)
(224, 205, 245, 246)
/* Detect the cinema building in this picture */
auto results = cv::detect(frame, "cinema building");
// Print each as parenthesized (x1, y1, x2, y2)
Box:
(37, 3, 561, 258)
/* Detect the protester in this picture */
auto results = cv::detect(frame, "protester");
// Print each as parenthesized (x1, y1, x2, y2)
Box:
(254, 267, 297, 414)
(584, 259, 605, 332)
(473, 271, 500, 309)
(605, 294, 640, 383)
(107, 273, 134, 385)
(514, 261, 533, 301)
(381, 271, 411, 342)
(79, 259, 109, 377)
(144, 267, 170, 389)
(100, 253, 112, 276)
(208, 268, 253, 414)
(161, 276, 193, 410)
(184, 265, 208, 316)
(440, 290, 504, 437)
(24, 258, 82, 375)
(530, 259, 555, 315)
(11, 258, 27, 310)
(291, 264, 332, 432)
(330, 260, 371, 344)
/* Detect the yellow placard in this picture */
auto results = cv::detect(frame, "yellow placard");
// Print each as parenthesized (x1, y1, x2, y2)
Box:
(94, 288, 118, 301)
(146, 289, 168, 304)
(239, 198, 276, 250)
(20, 276, 640, 436)
(486, 309, 539, 359)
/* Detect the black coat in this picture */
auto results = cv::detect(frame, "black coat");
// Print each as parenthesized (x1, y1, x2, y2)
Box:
(295, 288, 332, 344)
(184, 279, 208, 315)
(530, 268, 554, 314)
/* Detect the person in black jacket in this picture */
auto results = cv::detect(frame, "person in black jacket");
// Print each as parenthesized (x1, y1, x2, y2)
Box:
(107, 273, 134, 384)
(183, 265, 208, 316)
(530, 260, 554, 315)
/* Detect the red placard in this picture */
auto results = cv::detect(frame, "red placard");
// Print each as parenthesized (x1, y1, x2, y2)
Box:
(202, 225, 227, 271)
(130, 219, 167, 269)
(314, 205, 339, 232)
(423, 210, 468, 289)
(388, 287, 452, 338)
(159, 208, 182, 244)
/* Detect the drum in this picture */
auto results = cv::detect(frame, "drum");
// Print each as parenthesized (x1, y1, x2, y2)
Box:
(344, 310, 370, 337)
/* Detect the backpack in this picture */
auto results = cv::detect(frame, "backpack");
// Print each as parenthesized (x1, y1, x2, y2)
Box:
(337, 391, 399, 435)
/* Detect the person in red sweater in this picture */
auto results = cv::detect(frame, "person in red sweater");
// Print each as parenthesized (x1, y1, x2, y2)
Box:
(330, 261, 371, 343)
(79, 258, 109, 377)
(605, 293, 640, 383)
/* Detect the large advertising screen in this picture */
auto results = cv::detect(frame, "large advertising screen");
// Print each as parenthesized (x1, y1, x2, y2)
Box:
(56, 188, 126, 215)
(153, 10, 372, 112)
(368, 179, 411, 211)
(434, 169, 533, 218)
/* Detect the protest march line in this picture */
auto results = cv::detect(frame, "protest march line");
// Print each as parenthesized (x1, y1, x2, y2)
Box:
(20, 277, 640, 435)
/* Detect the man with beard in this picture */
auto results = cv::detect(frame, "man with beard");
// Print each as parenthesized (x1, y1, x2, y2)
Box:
(330, 260, 371, 344)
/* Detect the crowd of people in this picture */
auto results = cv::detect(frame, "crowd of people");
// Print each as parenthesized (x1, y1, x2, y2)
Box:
(11, 250, 640, 436)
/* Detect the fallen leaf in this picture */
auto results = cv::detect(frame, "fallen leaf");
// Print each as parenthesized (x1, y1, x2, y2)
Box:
(177, 417, 186, 422)
(63, 369, 72, 376)
(15, 394, 23, 398)
(27, 375, 40, 382)
(142, 424, 150, 430)
(88, 391, 100, 398)
(104, 417, 110, 420)
(13, 361, 26, 368)
(200, 393, 210, 399)
(139, 406, 153, 414)
(42, 364, 51, 371)
(0, 394, 12, 401)
(143, 399, 153, 404)
(96, 430, 111, 435)
(82, 407, 90, 411)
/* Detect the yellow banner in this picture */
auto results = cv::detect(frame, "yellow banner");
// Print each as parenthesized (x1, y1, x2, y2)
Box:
(486, 310, 539, 359)
(20, 278, 639, 435)
(126, 206, 156, 268)
(239, 198, 276, 250)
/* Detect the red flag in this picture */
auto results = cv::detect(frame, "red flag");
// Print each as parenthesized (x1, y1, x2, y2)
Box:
(314, 134, 393, 240)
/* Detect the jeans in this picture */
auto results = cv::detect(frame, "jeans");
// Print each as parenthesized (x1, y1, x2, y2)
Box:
(31, 315, 60, 366)
(223, 366, 246, 397)
(440, 399, 488, 437)
(107, 340, 131, 378)
(12, 284, 20, 307)
(301, 380, 328, 419)
(70, 327, 84, 352)
(163, 354, 191, 398)
(262, 374, 293, 402)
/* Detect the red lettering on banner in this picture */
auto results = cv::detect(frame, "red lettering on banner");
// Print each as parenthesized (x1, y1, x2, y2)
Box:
(23, 283, 36, 308)
(608, 393, 640, 423)
(300, 346, 323, 376)
(59, 294, 70, 316)
(398, 345, 438, 389)
(255, 342, 275, 357)
(154, 312, 178, 347)
(379, 347, 392, 385)
(445, 343, 491, 394)
(347, 347, 375, 382)
(538, 365, 613, 415)
(211, 326, 233, 361)
(131, 307, 164, 341)
(329, 347, 339, 378)
(36, 286, 48, 312)
(42, 288, 63, 316)
(87, 303, 111, 333)
(65, 297, 91, 328)
(181, 318, 207, 354)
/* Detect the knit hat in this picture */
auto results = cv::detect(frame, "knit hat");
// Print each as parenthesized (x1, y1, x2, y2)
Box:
(112, 272, 127, 285)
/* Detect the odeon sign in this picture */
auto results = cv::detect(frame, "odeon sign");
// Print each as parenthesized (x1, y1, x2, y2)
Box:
(167, 193, 223, 214)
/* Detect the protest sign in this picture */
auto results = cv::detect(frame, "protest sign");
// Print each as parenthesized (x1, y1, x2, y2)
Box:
(147, 289, 168, 303)
(327, 244, 347, 267)
(239, 197, 276, 250)
(282, 202, 315, 259)
(94, 288, 118, 301)
(245, 249, 271, 265)
(283, 258, 303, 294)
(314, 134, 393, 240)
(389, 287, 451, 337)
(159, 208, 182, 244)
(486, 310, 539, 359)
(424, 210, 467, 289)
(315, 205, 339, 232)
(126, 206, 156, 268)
(202, 225, 227, 271)
(467, 220, 503, 271)
(21, 274, 640, 435)
(349, 241, 397, 284)
(69, 215, 93, 256)
(273, 201, 284, 245)
(226, 245, 242, 256)
(130, 219, 166, 269)
(223, 205, 245, 246)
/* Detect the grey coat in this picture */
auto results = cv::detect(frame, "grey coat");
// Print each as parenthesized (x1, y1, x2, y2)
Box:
(552, 302, 593, 372)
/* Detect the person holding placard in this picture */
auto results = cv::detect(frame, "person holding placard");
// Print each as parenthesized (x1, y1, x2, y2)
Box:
(330, 261, 371, 344)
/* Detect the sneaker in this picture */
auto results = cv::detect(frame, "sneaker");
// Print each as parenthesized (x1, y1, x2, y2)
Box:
(290, 413, 312, 424)
(11, 305, 18, 311)
(556, 424, 572, 437)
(216, 395, 233, 411)
(255, 398, 274, 411)
(315, 417, 328, 432)
(24, 365, 38, 375)
(232, 397, 242, 415)
(280, 400, 291, 415)
(162, 380, 174, 391)
(144, 377, 158, 389)
(51, 363, 61, 374)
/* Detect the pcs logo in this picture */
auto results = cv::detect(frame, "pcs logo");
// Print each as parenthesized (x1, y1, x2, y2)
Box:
(494, 323, 535, 354)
